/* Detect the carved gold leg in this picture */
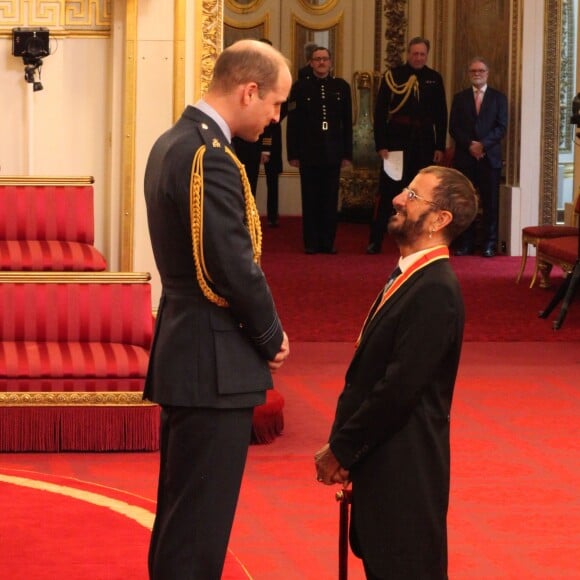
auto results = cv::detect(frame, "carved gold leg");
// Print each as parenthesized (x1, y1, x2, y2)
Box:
(537, 260, 553, 289)
(516, 236, 529, 284)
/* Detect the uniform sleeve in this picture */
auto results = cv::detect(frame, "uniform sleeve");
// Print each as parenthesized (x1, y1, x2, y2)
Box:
(199, 145, 284, 360)
(286, 82, 300, 161)
(374, 75, 391, 151)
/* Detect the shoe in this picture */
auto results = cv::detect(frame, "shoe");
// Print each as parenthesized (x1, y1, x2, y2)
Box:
(321, 247, 337, 255)
(304, 248, 318, 255)
(482, 247, 496, 258)
(268, 219, 279, 227)
(453, 247, 473, 256)
(366, 243, 381, 255)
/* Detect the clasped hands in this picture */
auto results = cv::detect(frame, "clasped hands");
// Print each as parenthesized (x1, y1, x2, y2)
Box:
(314, 443, 350, 486)
(469, 140, 485, 160)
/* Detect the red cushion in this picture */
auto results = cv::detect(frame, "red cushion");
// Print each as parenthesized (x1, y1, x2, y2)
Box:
(0, 341, 149, 381)
(0, 282, 153, 347)
(0, 240, 106, 271)
(522, 225, 578, 238)
(0, 185, 95, 243)
(538, 236, 579, 263)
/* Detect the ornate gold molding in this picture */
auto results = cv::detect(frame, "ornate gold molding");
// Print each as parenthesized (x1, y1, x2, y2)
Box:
(541, 0, 560, 224)
(297, 0, 339, 15)
(383, 0, 406, 69)
(226, 0, 264, 14)
(0, 391, 155, 406)
(0, 271, 151, 284)
(195, 0, 223, 99)
(0, 175, 94, 185)
(0, 1, 112, 34)
(505, 0, 522, 186)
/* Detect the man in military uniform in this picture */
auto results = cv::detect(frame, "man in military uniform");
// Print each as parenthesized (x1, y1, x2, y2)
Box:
(367, 36, 448, 254)
(287, 46, 353, 254)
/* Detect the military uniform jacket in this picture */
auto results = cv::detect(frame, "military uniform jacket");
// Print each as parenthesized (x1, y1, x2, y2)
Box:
(329, 259, 463, 577)
(143, 106, 284, 409)
(286, 74, 353, 166)
(374, 63, 448, 153)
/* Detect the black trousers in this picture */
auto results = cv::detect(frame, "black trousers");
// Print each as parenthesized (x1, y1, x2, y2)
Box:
(148, 405, 254, 580)
(299, 163, 341, 252)
(453, 157, 501, 251)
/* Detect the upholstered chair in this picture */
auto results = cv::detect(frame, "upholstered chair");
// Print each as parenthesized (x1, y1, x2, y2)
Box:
(517, 195, 580, 287)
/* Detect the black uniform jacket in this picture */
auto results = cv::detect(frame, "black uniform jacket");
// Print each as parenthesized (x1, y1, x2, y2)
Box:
(143, 106, 284, 409)
(286, 74, 353, 166)
(374, 63, 448, 153)
(329, 259, 464, 577)
(449, 86, 508, 170)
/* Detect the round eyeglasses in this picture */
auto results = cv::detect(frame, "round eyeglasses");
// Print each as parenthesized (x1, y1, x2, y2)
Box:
(404, 187, 439, 208)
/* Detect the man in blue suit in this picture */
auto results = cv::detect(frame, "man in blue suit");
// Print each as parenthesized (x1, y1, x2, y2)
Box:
(449, 57, 508, 257)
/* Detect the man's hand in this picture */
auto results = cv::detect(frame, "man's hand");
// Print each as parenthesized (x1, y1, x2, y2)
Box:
(269, 331, 289, 371)
(468, 140, 485, 160)
(314, 443, 350, 485)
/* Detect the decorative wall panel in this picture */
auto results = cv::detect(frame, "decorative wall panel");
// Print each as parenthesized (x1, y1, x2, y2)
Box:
(0, 0, 111, 34)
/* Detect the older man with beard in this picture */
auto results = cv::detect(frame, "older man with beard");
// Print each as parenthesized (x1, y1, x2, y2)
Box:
(315, 165, 478, 579)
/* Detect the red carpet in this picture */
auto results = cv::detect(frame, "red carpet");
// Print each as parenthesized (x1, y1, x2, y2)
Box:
(0, 468, 248, 579)
(0, 217, 578, 578)
(1, 342, 578, 579)
(260, 217, 580, 342)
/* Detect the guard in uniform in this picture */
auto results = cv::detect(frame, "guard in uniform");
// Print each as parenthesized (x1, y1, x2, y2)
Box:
(367, 36, 447, 254)
(286, 46, 353, 254)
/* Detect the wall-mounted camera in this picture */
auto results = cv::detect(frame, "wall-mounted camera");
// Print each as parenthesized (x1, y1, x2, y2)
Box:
(12, 27, 50, 92)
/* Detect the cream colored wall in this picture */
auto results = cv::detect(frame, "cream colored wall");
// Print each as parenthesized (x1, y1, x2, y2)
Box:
(130, 4, 176, 302)
(0, 34, 111, 262)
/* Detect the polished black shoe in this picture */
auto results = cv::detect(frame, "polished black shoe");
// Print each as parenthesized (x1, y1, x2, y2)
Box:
(453, 247, 473, 256)
(366, 243, 381, 255)
(304, 247, 318, 255)
(482, 247, 496, 258)
(321, 247, 337, 255)
(268, 218, 279, 227)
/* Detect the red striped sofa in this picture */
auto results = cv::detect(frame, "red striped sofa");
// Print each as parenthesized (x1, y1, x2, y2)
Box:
(0, 176, 107, 272)
(0, 272, 157, 451)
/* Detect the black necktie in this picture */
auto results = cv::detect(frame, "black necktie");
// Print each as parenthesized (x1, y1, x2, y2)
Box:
(382, 266, 402, 297)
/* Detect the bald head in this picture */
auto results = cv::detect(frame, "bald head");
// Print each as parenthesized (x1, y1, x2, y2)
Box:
(210, 39, 290, 98)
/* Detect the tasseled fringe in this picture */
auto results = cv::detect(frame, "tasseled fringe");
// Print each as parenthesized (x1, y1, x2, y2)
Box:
(0, 406, 161, 452)
(251, 390, 285, 445)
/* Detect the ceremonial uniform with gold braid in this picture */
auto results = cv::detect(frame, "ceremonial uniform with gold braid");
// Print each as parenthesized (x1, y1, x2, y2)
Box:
(328, 247, 463, 578)
(368, 63, 447, 252)
(144, 104, 284, 579)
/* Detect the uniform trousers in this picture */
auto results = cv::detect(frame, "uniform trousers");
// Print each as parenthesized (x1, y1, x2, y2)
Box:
(148, 405, 253, 580)
(299, 163, 341, 253)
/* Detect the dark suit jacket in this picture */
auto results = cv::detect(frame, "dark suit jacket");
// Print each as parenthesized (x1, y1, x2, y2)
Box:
(143, 106, 284, 409)
(329, 259, 464, 577)
(449, 86, 508, 170)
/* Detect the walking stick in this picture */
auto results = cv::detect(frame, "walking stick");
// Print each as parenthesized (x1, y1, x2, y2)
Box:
(336, 488, 352, 580)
